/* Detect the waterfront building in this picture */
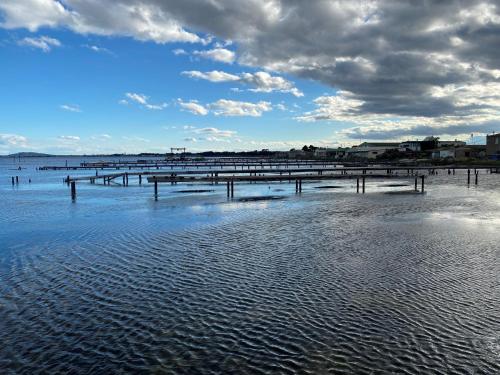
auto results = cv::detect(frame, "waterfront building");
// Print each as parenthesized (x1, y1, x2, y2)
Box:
(399, 140, 421, 152)
(346, 142, 400, 159)
(314, 147, 348, 159)
(486, 133, 500, 160)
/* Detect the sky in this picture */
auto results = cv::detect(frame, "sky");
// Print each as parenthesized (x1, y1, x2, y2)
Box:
(0, 0, 499, 155)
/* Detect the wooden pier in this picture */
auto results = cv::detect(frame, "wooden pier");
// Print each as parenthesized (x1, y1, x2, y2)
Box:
(60, 164, 499, 200)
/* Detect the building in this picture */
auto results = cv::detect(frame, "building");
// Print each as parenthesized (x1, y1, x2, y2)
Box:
(432, 149, 455, 159)
(454, 145, 486, 159)
(486, 133, 500, 160)
(431, 145, 486, 160)
(314, 147, 348, 159)
(346, 142, 400, 159)
(287, 149, 306, 158)
(438, 140, 466, 148)
(399, 140, 421, 152)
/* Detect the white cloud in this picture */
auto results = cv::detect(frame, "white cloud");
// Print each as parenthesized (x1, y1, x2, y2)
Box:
(172, 48, 187, 55)
(0, 133, 28, 147)
(178, 98, 273, 117)
(182, 126, 238, 143)
(177, 99, 209, 115)
(58, 135, 80, 141)
(124, 92, 166, 110)
(60, 104, 81, 112)
(83, 44, 111, 54)
(194, 127, 237, 138)
(182, 70, 240, 82)
(241, 72, 303, 97)
(1, 0, 68, 31)
(126, 93, 148, 105)
(18, 35, 60, 52)
(91, 134, 111, 140)
(295, 91, 363, 122)
(0, 0, 203, 44)
(182, 70, 303, 96)
(194, 48, 235, 63)
(210, 99, 272, 117)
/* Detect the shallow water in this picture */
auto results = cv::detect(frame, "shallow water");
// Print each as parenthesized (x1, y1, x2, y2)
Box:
(1, 156, 499, 374)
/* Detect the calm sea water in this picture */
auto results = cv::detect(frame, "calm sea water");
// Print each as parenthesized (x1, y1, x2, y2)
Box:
(0, 156, 499, 374)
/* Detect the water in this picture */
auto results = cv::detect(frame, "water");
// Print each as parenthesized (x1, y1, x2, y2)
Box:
(1, 156, 499, 374)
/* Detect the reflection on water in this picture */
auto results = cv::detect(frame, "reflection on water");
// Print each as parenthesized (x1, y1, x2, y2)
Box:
(0, 157, 499, 374)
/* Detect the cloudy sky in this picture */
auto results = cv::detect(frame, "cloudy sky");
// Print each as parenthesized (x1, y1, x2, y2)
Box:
(1, 0, 499, 154)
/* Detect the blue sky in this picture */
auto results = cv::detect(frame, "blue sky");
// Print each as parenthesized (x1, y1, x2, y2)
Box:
(0, 27, 339, 154)
(0, 1, 498, 154)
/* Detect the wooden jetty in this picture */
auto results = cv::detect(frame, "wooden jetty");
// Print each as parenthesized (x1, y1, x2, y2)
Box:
(59, 163, 500, 200)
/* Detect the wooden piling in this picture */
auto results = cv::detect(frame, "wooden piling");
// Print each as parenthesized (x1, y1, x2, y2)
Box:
(230, 180, 234, 198)
(362, 176, 365, 194)
(227, 181, 230, 197)
(16, 176, 19, 184)
(71, 181, 76, 200)
(139, 175, 142, 185)
(475, 170, 478, 185)
(467, 169, 471, 185)
(421, 175, 425, 193)
(356, 178, 359, 193)
(11, 176, 15, 185)
(154, 180, 158, 200)
(414, 176, 418, 191)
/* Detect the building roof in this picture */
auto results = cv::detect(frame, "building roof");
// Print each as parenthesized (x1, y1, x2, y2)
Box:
(358, 142, 400, 147)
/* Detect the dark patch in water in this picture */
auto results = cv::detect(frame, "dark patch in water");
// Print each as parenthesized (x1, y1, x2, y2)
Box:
(384, 190, 424, 195)
(315, 185, 343, 189)
(273, 188, 286, 192)
(380, 184, 410, 187)
(174, 189, 215, 193)
(237, 196, 285, 202)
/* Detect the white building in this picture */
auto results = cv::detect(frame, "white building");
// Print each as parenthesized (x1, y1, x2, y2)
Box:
(346, 142, 400, 159)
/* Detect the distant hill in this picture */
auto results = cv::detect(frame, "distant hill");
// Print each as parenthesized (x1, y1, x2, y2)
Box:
(7, 152, 53, 157)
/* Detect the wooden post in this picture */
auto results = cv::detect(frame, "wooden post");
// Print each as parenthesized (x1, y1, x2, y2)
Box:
(356, 177, 359, 193)
(421, 175, 425, 193)
(227, 181, 230, 197)
(475, 170, 478, 185)
(139, 175, 142, 185)
(125, 173, 129, 186)
(299, 178, 302, 193)
(362, 176, 365, 194)
(230, 180, 234, 198)
(467, 169, 471, 185)
(16, 176, 19, 184)
(415, 176, 418, 191)
(71, 181, 76, 200)
(154, 180, 158, 200)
